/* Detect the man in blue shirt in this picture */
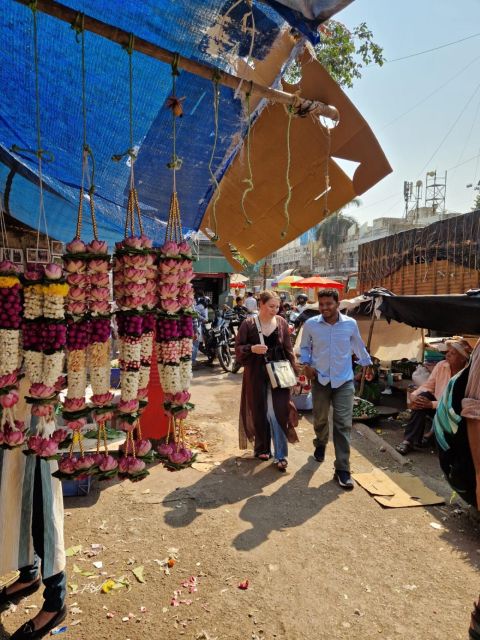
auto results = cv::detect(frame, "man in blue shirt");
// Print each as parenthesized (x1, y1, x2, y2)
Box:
(299, 288, 372, 489)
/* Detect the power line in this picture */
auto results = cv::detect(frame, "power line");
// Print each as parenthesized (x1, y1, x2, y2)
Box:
(386, 31, 480, 63)
(381, 55, 480, 130)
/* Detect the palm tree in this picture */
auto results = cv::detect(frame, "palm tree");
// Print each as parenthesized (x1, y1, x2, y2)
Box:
(315, 199, 361, 273)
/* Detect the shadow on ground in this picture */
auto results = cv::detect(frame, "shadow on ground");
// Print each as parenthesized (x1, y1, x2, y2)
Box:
(162, 456, 342, 551)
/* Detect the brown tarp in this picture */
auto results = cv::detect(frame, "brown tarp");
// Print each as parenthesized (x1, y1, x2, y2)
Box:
(201, 46, 392, 266)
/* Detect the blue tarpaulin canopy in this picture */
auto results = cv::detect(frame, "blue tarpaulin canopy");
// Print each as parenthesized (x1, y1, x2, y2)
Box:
(0, 0, 353, 250)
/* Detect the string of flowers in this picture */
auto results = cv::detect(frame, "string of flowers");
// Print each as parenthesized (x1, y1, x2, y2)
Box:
(156, 67, 196, 470)
(0, 260, 26, 449)
(22, 262, 69, 459)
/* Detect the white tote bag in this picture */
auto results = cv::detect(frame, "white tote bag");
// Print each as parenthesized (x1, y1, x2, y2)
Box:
(254, 317, 297, 389)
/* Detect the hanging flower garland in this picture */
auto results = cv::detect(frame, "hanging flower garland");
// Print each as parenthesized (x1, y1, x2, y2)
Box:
(0, 260, 26, 449)
(156, 59, 196, 471)
(22, 263, 69, 458)
(111, 35, 155, 481)
(57, 22, 116, 479)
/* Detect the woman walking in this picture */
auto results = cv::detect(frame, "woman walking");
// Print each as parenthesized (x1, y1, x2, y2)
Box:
(235, 290, 298, 471)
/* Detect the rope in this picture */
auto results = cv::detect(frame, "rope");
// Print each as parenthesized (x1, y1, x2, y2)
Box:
(281, 106, 293, 238)
(0, 192, 9, 249)
(240, 88, 253, 227)
(28, 3, 51, 260)
(207, 76, 221, 241)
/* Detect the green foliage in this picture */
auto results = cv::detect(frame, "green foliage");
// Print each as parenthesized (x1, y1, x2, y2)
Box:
(315, 199, 360, 272)
(472, 192, 480, 211)
(284, 20, 384, 88)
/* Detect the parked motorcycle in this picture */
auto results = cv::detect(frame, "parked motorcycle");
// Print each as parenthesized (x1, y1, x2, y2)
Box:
(200, 308, 236, 372)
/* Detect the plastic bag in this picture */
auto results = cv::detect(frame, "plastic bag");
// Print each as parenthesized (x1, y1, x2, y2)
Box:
(412, 364, 430, 387)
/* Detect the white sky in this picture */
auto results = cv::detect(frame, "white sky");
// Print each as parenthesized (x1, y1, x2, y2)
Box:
(334, 0, 480, 224)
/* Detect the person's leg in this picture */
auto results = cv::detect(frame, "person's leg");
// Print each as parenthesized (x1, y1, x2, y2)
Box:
(31, 458, 66, 616)
(402, 391, 436, 446)
(254, 383, 271, 458)
(191, 339, 199, 364)
(311, 379, 332, 448)
(266, 388, 288, 465)
(331, 381, 355, 472)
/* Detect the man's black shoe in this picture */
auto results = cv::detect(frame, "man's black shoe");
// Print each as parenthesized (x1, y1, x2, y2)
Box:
(0, 578, 41, 611)
(11, 605, 67, 639)
(334, 470, 354, 490)
(314, 445, 325, 462)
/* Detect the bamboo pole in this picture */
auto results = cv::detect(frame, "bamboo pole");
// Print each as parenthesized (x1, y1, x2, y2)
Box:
(358, 303, 376, 398)
(14, 0, 340, 121)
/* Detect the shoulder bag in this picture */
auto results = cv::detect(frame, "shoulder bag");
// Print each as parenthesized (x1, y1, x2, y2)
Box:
(254, 316, 297, 389)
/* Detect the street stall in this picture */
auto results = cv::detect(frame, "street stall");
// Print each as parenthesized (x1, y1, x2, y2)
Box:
(0, 0, 392, 486)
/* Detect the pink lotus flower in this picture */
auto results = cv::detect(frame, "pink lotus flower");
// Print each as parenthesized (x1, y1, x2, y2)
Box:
(157, 442, 175, 457)
(89, 287, 109, 301)
(31, 403, 53, 418)
(67, 301, 88, 315)
(28, 434, 43, 453)
(159, 258, 181, 273)
(139, 235, 153, 248)
(175, 408, 189, 421)
(178, 295, 194, 308)
(89, 259, 109, 273)
(161, 273, 180, 285)
(137, 387, 149, 400)
(89, 272, 109, 287)
(125, 282, 144, 296)
(145, 253, 156, 266)
(66, 418, 87, 431)
(75, 455, 96, 471)
(87, 239, 108, 254)
(144, 279, 156, 292)
(90, 392, 114, 406)
(68, 286, 86, 301)
(124, 267, 146, 282)
(123, 253, 147, 268)
(52, 429, 69, 443)
(178, 446, 193, 461)
(118, 399, 139, 414)
(39, 438, 59, 457)
(58, 456, 76, 475)
(161, 299, 182, 314)
(63, 397, 86, 411)
(66, 238, 86, 253)
(4, 429, 25, 446)
(178, 240, 192, 256)
(115, 240, 125, 251)
(168, 449, 189, 465)
(55, 375, 67, 392)
(179, 269, 194, 283)
(0, 372, 17, 388)
(67, 273, 89, 287)
(161, 241, 179, 256)
(0, 260, 18, 274)
(124, 295, 146, 308)
(0, 390, 19, 409)
(44, 263, 63, 280)
(30, 383, 56, 399)
(118, 419, 136, 433)
(99, 454, 118, 472)
(90, 300, 111, 314)
(64, 259, 86, 274)
(24, 268, 43, 281)
(135, 439, 152, 457)
(124, 236, 143, 250)
(160, 284, 179, 299)
(119, 456, 145, 474)
(92, 409, 114, 422)
(174, 390, 191, 404)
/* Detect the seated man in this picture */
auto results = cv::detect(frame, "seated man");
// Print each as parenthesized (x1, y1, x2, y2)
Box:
(396, 338, 472, 455)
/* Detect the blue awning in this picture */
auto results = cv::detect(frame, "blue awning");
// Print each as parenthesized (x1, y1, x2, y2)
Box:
(0, 1, 352, 248)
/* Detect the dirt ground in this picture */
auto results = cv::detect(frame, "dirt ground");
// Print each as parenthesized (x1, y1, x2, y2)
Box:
(1, 364, 479, 640)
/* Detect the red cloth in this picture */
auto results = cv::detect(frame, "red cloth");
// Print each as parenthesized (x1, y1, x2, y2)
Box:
(140, 345, 169, 439)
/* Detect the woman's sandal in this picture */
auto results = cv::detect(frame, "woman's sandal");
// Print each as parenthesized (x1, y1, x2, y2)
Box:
(277, 459, 288, 472)
(395, 441, 413, 456)
(256, 453, 270, 461)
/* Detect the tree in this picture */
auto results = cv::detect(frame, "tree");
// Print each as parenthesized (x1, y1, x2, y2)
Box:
(315, 198, 360, 273)
(284, 20, 384, 88)
(472, 192, 480, 211)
